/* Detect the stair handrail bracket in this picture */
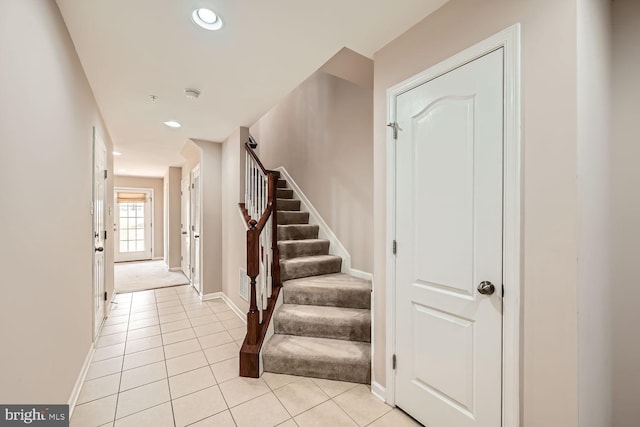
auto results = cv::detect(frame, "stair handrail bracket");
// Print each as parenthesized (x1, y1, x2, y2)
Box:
(240, 139, 281, 377)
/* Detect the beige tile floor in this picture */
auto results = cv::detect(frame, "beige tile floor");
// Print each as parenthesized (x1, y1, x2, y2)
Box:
(71, 285, 421, 427)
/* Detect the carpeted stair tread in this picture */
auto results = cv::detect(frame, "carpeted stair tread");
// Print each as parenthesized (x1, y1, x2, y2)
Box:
(275, 304, 370, 342)
(277, 179, 288, 188)
(277, 224, 319, 241)
(283, 273, 371, 309)
(280, 255, 342, 281)
(278, 239, 330, 259)
(277, 211, 309, 225)
(277, 199, 301, 211)
(277, 189, 294, 199)
(262, 334, 371, 384)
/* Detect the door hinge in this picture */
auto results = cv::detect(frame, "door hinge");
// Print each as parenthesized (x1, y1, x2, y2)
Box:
(392, 354, 397, 370)
(104, 230, 107, 240)
(192, 183, 195, 189)
(103, 169, 108, 180)
(502, 284, 505, 298)
(387, 122, 399, 140)
(103, 291, 107, 301)
(392, 240, 397, 255)
(191, 267, 195, 273)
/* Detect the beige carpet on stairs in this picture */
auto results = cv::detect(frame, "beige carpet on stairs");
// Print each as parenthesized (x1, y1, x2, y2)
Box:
(114, 260, 189, 293)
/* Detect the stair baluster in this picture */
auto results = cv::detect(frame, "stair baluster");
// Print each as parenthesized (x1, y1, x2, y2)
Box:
(239, 138, 281, 377)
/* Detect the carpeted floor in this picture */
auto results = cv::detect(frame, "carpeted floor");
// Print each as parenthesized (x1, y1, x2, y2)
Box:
(114, 260, 189, 293)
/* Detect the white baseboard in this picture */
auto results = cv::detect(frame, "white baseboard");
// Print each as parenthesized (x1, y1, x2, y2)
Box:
(169, 267, 182, 272)
(349, 268, 373, 281)
(152, 257, 164, 261)
(68, 344, 96, 417)
(371, 381, 386, 403)
(275, 167, 352, 272)
(201, 292, 247, 324)
(201, 292, 223, 301)
(220, 294, 247, 324)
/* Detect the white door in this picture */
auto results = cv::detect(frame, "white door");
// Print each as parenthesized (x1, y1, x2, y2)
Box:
(394, 49, 503, 427)
(93, 129, 107, 339)
(181, 177, 191, 279)
(191, 166, 201, 294)
(114, 189, 152, 262)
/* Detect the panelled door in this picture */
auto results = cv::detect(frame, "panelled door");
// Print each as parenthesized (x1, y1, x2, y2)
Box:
(191, 166, 201, 294)
(394, 49, 504, 427)
(181, 178, 191, 279)
(92, 128, 107, 339)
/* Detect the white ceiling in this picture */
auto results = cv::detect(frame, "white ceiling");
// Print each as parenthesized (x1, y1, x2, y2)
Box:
(57, 0, 448, 177)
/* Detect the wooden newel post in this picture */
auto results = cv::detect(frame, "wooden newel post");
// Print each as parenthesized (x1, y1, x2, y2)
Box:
(246, 219, 260, 345)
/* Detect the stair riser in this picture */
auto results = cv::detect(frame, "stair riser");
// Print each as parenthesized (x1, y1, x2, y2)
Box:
(277, 189, 294, 199)
(277, 211, 309, 225)
(278, 240, 330, 259)
(277, 199, 301, 211)
(284, 286, 370, 309)
(263, 355, 370, 384)
(280, 258, 342, 281)
(277, 225, 319, 241)
(275, 316, 370, 343)
(277, 180, 287, 188)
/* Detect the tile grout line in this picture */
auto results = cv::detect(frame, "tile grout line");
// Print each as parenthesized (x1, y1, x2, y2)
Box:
(154, 291, 178, 427)
(112, 296, 132, 425)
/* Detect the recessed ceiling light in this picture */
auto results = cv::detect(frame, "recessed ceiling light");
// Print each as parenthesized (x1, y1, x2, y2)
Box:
(113, 151, 122, 156)
(192, 8, 223, 31)
(164, 120, 182, 128)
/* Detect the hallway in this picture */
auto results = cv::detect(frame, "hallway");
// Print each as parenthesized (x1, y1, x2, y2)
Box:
(114, 261, 189, 293)
(72, 285, 417, 426)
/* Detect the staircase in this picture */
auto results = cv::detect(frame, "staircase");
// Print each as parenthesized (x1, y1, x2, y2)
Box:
(261, 177, 372, 384)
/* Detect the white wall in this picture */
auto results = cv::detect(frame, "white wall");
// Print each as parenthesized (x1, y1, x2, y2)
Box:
(577, 1, 612, 426)
(165, 166, 182, 270)
(250, 69, 374, 273)
(612, 1, 640, 425)
(373, 1, 580, 425)
(221, 128, 250, 314)
(113, 176, 164, 259)
(0, 0, 113, 403)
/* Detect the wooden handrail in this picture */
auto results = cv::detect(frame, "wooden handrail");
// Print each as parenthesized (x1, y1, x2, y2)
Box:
(245, 142, 269, 176)
(240, 137, 281, 378)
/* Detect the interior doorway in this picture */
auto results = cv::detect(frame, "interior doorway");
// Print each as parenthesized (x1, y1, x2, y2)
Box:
(181, 177, 191, 280)
(190, 165, 201, 294)
(385, 24, 521, 427)
(114, 188, 153, 262)
(92, 128, 107, 340)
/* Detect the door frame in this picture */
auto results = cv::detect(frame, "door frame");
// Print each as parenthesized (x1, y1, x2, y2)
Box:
(385, 24, 521, 426)
(113, 186, 154, 263)
(181, 177, 191, 279)
(190, 165, 202, 295)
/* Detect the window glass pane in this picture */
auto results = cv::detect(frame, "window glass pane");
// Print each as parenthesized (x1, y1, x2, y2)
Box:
(120, 242, 128, 252)
(136, 241, 145, 252)
(136, 229, 144, 240)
